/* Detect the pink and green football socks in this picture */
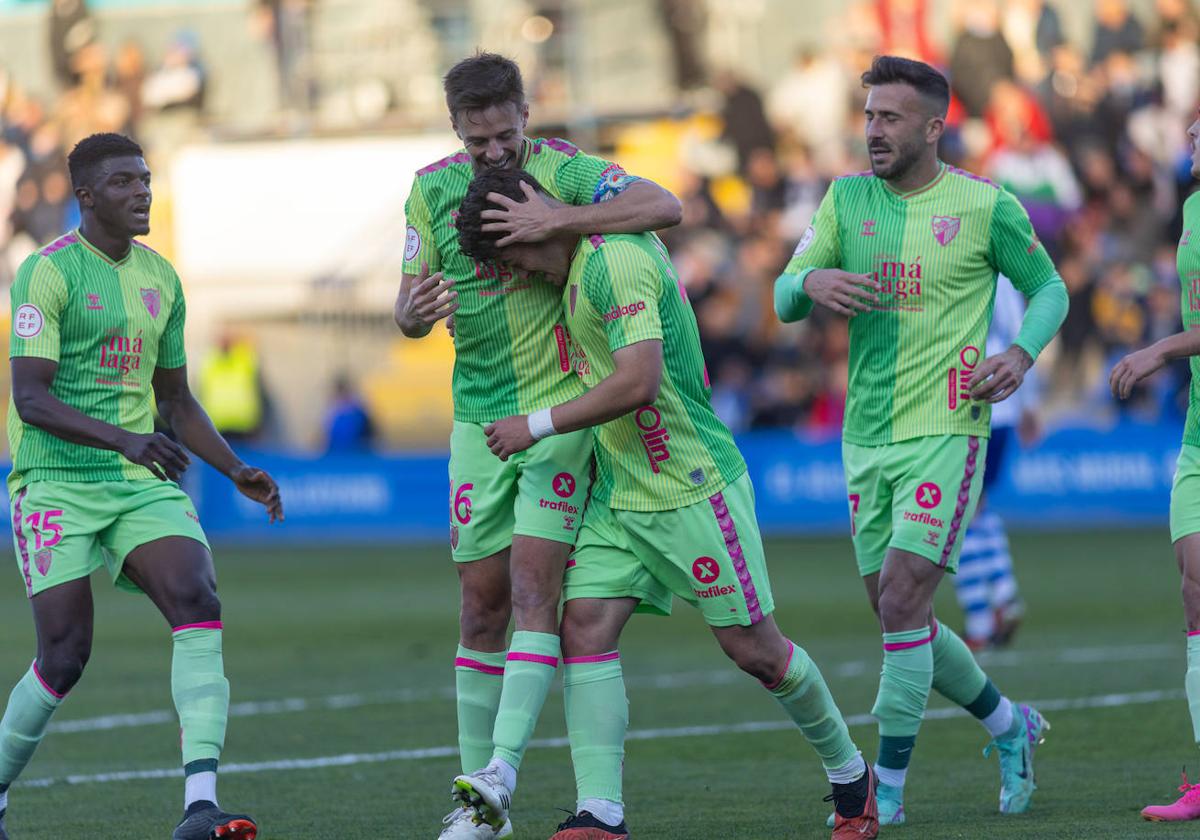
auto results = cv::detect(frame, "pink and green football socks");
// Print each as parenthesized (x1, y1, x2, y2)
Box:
(171, 623, 229, 806)
(455, 646, 506, 773)
(490, 631, 560, 774)
(873, 627, 933, 788)
(0, 663, 64, 790)
(564, 651, 627, 807)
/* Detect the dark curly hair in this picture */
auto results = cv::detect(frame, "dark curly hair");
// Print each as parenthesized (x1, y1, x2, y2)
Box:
(456, 168, 547, 261)
(861, 54, 950, 117)
(67, 133, 144, 189)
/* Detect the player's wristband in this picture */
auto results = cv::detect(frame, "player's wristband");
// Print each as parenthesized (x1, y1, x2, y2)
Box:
(528, 408, 558, 441)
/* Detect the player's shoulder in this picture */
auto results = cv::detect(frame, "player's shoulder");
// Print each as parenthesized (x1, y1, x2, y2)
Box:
(1184, 188, 1200, 215)
(943, 164, 1004, 197)
(528, 137, 582, 160)
(413, 149, 472, 180)
(17, 234, 75, 284)
(586, 231, 659, 264)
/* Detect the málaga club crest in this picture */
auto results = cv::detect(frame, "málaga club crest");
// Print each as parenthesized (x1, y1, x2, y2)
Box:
(932, 216, 961, 246)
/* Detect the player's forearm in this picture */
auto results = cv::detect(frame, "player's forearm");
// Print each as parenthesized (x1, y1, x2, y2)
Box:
(159, 394, 245, 477)
(773, 269, 816, 322)
(1013, 277, 1068, 361)
(12, 390, 130, 453)
(1153, 326, 1200, 362)
(554, 181, 682, 235)
(548, 371, 660, 435)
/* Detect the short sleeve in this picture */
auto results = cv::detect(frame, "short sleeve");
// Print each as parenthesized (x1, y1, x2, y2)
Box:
(158, 271, 188, 369)
(780, 183, 842, 276)
(403, 177, 440, 275)
(10, 255, 67, 362)
(554, 144, 641, 206)
(988, 189, 1057, 296)
(583, 244, 663, 354)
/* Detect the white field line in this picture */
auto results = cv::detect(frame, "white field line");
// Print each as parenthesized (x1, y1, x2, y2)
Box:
(44, 641, 1178, 736)
(19, 687, 1183, 789)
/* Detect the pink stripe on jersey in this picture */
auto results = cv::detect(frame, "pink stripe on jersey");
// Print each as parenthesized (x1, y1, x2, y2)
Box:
(709, 490, 764, 624)
(883, 634, 933, 652)
(763, 639, 797, 691)
(947, 166, 1000, 190)
(588, 234, 606, 249)
(172, 621, 223, 634)
(564, 651, 620, 665)
(455, 657, 505, 676)
(416, 152, 471, 176)
(835, 170, 873, 181)
(38, 232, 78, 256)
(535, 138, 579, 157)
(939, 436, 980, 568)
(13, 488, 31, 598)
(507, 652, 559, 668)
(32, 660, 65, 700)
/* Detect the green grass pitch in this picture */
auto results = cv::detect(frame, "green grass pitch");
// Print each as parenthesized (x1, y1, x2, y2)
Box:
(0, 529, 1196, 839)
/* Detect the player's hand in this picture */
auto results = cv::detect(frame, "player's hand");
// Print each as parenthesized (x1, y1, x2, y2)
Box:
(480, 181, 556, 246)
(395, 262, 457, 336)
(230, 464, 284, 524)
(970, 346, 1033, 403)
(1110, 346, 1166, 400)
(483, 415, 535, 461)
(120, 432, 191, 482)
(802, 269, 880, 317)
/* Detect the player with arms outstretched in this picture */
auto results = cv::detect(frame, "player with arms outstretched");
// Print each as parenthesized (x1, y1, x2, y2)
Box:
(774, 56, 1068, 825)
(456, 167, 879, 840)
(390, 53, 681, 840)
(0, 133, 282, 840)
(1112, 111, 1200, 823)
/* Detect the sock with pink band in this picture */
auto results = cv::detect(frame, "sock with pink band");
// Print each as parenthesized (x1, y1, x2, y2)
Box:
(1187, 632, 1200, 742)
(765, 640, 862, 782)
(0, 663, 65, 791)
(172, 622, 229, 808)
(455, 645, 506, 774)
(564, 651, 627, 821)
(489, 631, 560, 781)
(873, 626, 933, 789)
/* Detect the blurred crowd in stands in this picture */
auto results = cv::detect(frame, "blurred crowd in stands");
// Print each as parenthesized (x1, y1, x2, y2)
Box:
(2, 0, 1199, 445)
(664, 0, 1200, 435)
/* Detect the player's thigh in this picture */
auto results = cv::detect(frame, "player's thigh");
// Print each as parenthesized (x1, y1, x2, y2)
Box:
(513, 427, 592, 547)
(9, 481, 111, 599)
(1171, 444, 1200, 546)
(842, 440, 893, 577)
(620, 471, 774, 628)
(563, 495, 672, 620)
(449, 421, 520, 563)
(889, 434, 987, 574)
(99, 480, 212, 597)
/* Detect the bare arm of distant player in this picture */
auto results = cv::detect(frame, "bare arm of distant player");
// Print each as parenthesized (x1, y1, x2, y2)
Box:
(394, 261, 458, 339)
(10, 356, 193, 482)
(1111, 326, 1200, 400)
(481, 180, 683, 246)
(153, 364, 284, 522)
(484, 339, 664, 460)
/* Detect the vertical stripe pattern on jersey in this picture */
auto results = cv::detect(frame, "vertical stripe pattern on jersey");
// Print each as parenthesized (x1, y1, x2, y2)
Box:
(1179, 192, 1200, 447)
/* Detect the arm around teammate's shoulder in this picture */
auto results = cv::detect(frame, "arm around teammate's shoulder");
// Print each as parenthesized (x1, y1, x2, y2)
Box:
(553, 179, 682, 236)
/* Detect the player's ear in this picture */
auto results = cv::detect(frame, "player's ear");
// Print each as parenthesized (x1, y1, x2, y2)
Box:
(74, 185, 93, 209)
(926, 115, 945, 146)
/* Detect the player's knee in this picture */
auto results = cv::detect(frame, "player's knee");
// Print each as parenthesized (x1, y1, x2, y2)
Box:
(168, 584, 221, 625)
(38, 638, 90, 693)
(1182, 573, 1200, 618)
(459, 593, 510, 649)
(509, 581, 560, 623)
(876, 583, 921, 628)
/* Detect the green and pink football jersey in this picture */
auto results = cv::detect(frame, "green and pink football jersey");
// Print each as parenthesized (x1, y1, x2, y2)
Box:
(1179, 191, 1200, 447)
(403, 137, 632, 423)
(562, 232, 745, 512)
(8, 230, 188, 492)
(780, 163, 1058, 446)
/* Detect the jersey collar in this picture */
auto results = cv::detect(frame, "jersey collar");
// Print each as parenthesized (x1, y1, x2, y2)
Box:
(75, 228, 133, 267)
(882, 161, 947, 200)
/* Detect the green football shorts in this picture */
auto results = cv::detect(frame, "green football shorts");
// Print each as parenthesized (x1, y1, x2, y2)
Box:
(1171, 443, 1200, 543)
(563, 471, 775, 627)
(448, 420, 593, 563)
(9, 479, 209, 598)
(842, 434, 987, 577)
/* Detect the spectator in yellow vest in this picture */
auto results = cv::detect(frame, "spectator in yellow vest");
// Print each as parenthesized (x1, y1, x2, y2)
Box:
(198, 333, 265, 443)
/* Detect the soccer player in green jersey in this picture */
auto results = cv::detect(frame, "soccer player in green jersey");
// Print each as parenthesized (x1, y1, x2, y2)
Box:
(0, 134, 282, 840)
(774, 56, 1069, 826)
(452, 167, 880, 840)
(390, 54, 681, 840)
(1112, 112, 1200, 822)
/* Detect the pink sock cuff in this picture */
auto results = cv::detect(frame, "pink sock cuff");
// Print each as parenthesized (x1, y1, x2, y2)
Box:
(1188, 630, 1200, 637)
(763, 640, 797, 691)
(455, 656, 506, 675)
(172, 621, 223, 634)
(506, 651, 559, 668)
(563, 651, 620, 665)
(31, 661, 65, 700)
(883, 636, 933, 652)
